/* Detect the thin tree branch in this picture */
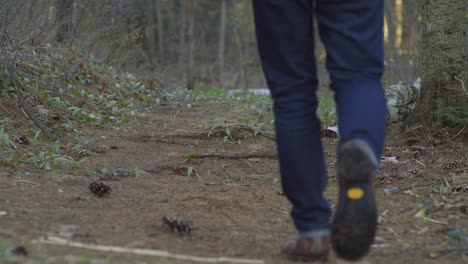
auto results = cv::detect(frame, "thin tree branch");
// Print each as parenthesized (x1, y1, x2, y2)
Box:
(454, 75, 468, 97)
(1, 33, 54, 139)
(33, 236, 265, 264)
(8, 64, 54, 139)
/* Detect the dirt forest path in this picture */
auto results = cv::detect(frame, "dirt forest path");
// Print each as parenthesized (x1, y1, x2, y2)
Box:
(0, 99, 467, 264)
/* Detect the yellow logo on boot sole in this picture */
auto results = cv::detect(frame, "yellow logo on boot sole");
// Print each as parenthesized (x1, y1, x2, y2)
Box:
(347, 188, 364, 200)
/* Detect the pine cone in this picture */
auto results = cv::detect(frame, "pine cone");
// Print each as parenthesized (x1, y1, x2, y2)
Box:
(441, 161, 459, 171)
(162, 216, 196, 234)
(89, 181, 112, 197)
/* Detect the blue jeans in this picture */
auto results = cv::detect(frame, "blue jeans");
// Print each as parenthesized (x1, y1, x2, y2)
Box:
(253, 0, 387, 233)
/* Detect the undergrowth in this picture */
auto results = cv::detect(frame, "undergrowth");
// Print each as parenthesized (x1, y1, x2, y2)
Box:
(435, 103, 468, 127)
(189, 87, 337, 129)
(0, 47, 339, 171)
(0, 46, 165, 171)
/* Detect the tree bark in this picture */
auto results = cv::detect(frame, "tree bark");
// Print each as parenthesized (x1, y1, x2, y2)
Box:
(400, 0, 419, 82)
(55, 0, 74, 44)
(157, 0, 164, 62)
(218, 0, 227, 82)
(186, 0, 195, 90)
(413, 0, 467, 123)
(385, 0, 404, 82)
(178, 0, 187, 78)
(147, 0, 157, 68)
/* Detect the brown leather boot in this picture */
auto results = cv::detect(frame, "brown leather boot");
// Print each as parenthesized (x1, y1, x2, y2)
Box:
(281, 234, 330, 262)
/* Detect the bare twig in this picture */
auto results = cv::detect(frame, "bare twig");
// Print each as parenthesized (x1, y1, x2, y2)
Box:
(384, 184, 432, 194)
(12, 179, 40, 186)
(1, 2, 26, 33)
(9, 64, 54, 138)
(452, 124, 467, 138)
(1, 33, 54, 139)
(33, 236, 265, 264)
(0, 101, 14, 116)
(454, 76, 468, 97)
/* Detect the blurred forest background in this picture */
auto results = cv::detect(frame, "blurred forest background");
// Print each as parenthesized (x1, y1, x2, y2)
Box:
(0, 0, 467, 123)
(1, 0, 423, 88)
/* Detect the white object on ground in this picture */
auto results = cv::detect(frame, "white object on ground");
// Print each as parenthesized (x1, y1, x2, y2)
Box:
(325, 126, 339, 136)
(381, 156, 399, 163)
(385, 78, 421, 123)
(229, 89, 270, 96)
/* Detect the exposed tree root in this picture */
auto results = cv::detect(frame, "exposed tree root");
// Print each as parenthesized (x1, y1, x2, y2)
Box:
(137, 149, 277, 177)
(122, 125, 275, 145)
(123, 135, 197, 146)
(143, 159, 207, 176)
(197, 147, 277, 160)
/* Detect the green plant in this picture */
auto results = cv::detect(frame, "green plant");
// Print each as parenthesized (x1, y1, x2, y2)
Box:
(183, 153, 199, 159)
(223, 127, 232, 143)
(447, 228, 466, 241)
(0, 126, 9, 146)
(435, 104, 468, 126)
(71, 134, 94, 156)
(0, 239, 12, 258)
(317, 95, 337, 127)
(27, 128, 41, 146)
(28, 142, 77, 170)
(0, 152, 23, 167)
(456, 10, 468, 24)
(438, 184, 453, 194)
(134, 167, 142, 177)
(187, 167, 194, 177)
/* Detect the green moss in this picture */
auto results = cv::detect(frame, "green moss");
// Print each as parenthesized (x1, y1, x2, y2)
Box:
(183, 153, 200, 159)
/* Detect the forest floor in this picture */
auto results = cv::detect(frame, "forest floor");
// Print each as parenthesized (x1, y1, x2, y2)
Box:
(0, 87, 467, 264)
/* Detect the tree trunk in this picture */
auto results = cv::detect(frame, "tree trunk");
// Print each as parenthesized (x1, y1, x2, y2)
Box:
(413, 0, 467, 123)
(385, 0, 404, 83)
(157, 0, 164, 62)
(400, 0, 419, 82)
(55, 0, 74, 44)
(178, 0, 187, 78)
(147, 0, 157, 68)
(186, 0, 195, 90)
(218, 0, 227, 82)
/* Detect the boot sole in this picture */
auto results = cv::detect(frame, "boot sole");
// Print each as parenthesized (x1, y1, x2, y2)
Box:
(331, 139, 378, 261)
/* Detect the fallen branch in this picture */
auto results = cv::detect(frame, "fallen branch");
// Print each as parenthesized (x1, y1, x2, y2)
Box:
(197, 149, 278, 160)
(146, 161, 197, 175)
(33, 236, 265, 264)
(123, 135, 197, 146)
(124, 125, 275, 143)
(384, 184, 432, 194)
(452, 124, 467, 138)
(435, 246, 468, 255)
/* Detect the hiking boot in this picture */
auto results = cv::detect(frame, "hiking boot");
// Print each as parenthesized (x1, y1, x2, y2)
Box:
(331, 139, 378, 261)
(281, 234, 330, 262)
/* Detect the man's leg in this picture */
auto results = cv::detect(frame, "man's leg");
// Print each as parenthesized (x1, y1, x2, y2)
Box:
(316, 0, 386, 260)
(252, 0, 331, 235)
